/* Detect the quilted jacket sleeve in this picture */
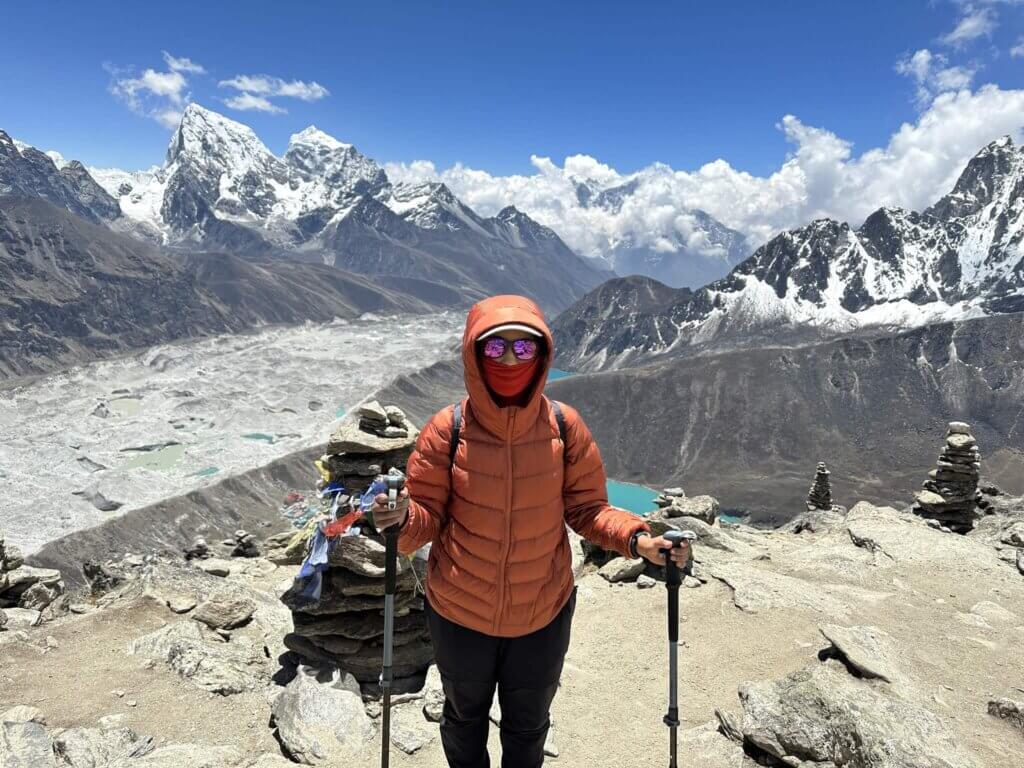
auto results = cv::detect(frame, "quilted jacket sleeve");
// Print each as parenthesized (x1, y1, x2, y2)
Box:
(397, 406, 454, 556)
(561, 404, 650, 559)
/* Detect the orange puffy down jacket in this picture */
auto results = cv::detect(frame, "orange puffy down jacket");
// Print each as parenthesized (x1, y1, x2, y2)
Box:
(397, 294, 650, 637)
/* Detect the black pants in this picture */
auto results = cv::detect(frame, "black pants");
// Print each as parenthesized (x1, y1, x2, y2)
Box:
(423, 587, 577, 768)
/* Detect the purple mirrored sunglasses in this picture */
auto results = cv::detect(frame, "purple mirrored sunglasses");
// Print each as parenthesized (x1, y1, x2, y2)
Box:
(480, 336, 540, 361)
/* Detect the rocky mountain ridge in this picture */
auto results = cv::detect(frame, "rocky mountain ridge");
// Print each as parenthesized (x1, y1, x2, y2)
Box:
(0, 197, 459, 380)
(553, 137, 1024, 372)
(75, 104, 607, 312)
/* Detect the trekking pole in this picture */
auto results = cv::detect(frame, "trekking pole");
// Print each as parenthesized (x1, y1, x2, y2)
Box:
(379, 469, 406, 768)
(660, 529, 697, 768)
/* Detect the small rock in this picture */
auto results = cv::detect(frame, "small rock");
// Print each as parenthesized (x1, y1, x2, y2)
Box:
(111, 690, 126, 698)
(543, 717, 559, 757)
(422, 665, 445, 722)
(68, 603, 93, 615)
(196, 559, 231, 577)
(599, 557, 646, 583)
(1000, 523, 1024, 548)
(123, 553, 144, 567)
(166, 596, 197, 614)
(636, 574, 657, 589)
(98, 714, 125, 729)
(947, 421, 971, 435)
(44, 636, 58, 649)
(987, 698, 1024, 731)
(126, 700, 138, 708)
(3, 608, 41, 629)
(184, 538, 210, 560)
(683, 575, 702, 588)
(390, 704, 436, 754)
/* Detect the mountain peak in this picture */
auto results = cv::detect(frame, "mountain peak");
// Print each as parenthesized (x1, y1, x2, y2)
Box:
(288, 126, 351, 151)
(926, 134, 1023, 221)
(167, 103, 271, 167)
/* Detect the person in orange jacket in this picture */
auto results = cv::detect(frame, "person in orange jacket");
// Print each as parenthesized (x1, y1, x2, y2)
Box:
(370, 294, 691, 767)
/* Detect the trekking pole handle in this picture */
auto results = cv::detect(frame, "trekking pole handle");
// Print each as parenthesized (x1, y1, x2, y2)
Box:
(661, 529, 697, 587)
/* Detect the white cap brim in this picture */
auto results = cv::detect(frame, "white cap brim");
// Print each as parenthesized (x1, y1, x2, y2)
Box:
(478, 323, 544, 340)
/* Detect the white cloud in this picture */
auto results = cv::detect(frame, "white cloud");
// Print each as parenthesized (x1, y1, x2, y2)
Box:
(107, 52, 205, 127)
(111, 68, 187, 106)
(223, 92, 286, 114)
(162, 51, 205, 74)
(1011, 37, 1024, 56)
(384, 86, 1024, 258)
(896, 48, 977, 107)
(217, 74, 328, 117)
(941, 4, 998, 47)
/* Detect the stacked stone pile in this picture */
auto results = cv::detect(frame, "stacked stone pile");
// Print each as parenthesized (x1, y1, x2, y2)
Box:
(806, 462, 833, 510)
(279, 403, 433, 694)
(0, 533, 66, 618)
(357, 400, 410, 439)
(913, 422, 983, 533)
(654, 487, 686, 508)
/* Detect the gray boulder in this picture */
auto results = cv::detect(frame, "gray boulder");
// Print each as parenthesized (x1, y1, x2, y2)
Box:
(271, 664, 375, 764)
(127, 620, 267, 695)
(739, 662, 979, 767)
(598, 557, 646, 583)
(0, 721, 55, 768)
(192, 593, 256, 630)
(51, 726, 155, 765)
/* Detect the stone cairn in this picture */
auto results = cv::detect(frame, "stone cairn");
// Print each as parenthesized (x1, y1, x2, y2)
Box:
(278, 401, 433, 694)
(806, 462, 833, 511)
(913, 421, 982, 533)
(0, 533, 67, 622)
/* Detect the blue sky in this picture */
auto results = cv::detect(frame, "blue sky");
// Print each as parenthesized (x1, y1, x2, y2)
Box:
(2, 0, 1022, 176)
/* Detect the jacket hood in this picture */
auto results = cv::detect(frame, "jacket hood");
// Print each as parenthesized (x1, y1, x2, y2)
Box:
(461, 294, 553, 439)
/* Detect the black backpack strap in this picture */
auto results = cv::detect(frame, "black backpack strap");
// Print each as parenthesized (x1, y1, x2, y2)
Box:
(449, 401, 462, 465)
(550, 399, 567, 446)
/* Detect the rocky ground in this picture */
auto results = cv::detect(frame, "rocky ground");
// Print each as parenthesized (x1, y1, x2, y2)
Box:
(2, 490, 1023, 767)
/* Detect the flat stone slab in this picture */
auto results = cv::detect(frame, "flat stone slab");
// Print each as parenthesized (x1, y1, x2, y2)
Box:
(818, 624, 902, 683)
(739, 662, 981, 768)
(326, 416, 418, 455)
(708, 562, 890, 619)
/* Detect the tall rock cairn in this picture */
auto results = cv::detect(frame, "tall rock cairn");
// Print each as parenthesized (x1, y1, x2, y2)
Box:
(806, 462, 833, 511)
(279, 401, 433, 694)
(913, 421, 982, 533)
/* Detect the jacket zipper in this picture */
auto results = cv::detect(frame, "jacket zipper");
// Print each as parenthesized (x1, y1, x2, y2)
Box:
(493, 408, 515, 633)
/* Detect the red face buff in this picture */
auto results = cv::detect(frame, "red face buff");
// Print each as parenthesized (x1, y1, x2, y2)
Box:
(481, 355, 541, 398)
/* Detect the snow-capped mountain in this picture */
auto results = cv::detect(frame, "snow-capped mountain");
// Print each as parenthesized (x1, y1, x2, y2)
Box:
(5, 104, 606, 313)
(553, 137, 1024, 372)
(568, 173, 752, 288)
